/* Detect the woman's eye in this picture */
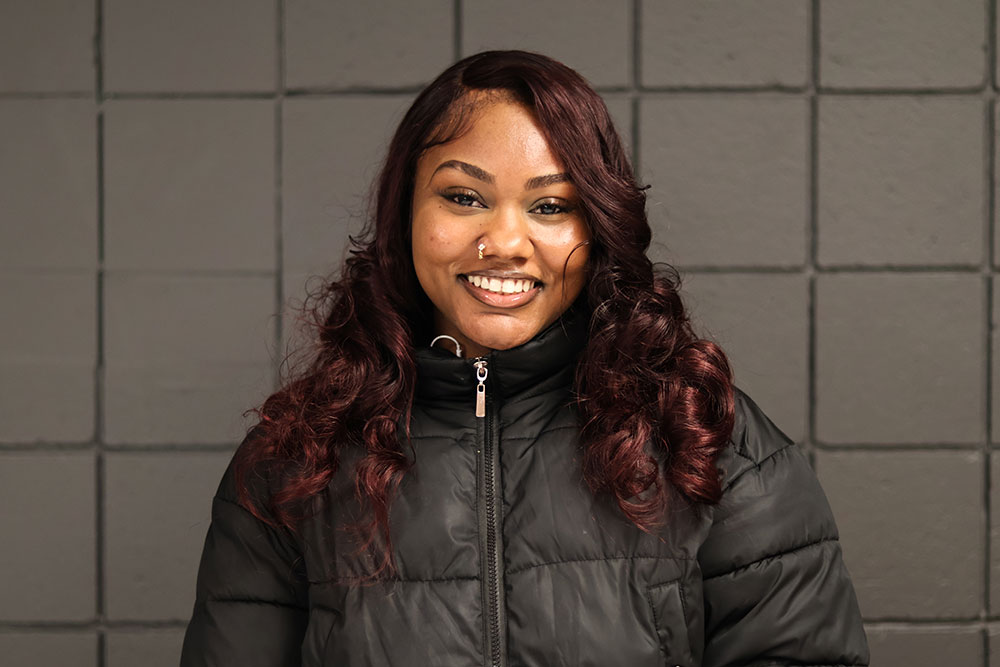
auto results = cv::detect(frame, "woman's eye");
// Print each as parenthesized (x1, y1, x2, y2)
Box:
(444, 192, 485, 208)
(531, 201, 571, 216)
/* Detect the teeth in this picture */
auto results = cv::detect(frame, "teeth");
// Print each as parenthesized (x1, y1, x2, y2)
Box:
(465, 275, 537, 294)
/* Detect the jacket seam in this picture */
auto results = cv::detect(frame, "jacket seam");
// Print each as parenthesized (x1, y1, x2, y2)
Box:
(205, 596, 307, 611)
(214, 492, 284, 523)
(503, 387, 574, 406)
(212, 494, 297, 542)
(407, 425, 578, 442)
(406, 432, 475, 440)
(722, 440, 796, 492)
(643, 586, 668, 663)
(507, 554, 694, 576)
(702, 536, 838, 582)
(213, 492, 254, 513)
(308, 574, 479, 585)
(212, 494, 309, 571)
(499, 424, 579, 440)
(732, 435, 757, 467)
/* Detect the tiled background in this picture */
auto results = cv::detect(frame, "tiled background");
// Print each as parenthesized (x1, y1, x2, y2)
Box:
(0, 1, 994, 665)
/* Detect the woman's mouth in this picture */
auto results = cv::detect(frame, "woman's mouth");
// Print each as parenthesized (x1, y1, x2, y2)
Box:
(459, 274, 543, 308)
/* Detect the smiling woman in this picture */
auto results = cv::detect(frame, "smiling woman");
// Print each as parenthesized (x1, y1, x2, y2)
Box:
(180, 50, 869, 667)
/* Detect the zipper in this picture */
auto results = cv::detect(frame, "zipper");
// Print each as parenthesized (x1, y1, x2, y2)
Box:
(473, 356, 507, 667)
(474, 357, 488, 418)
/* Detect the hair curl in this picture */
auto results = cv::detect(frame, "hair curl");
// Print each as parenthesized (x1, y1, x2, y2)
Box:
(234, 50, 735, 581)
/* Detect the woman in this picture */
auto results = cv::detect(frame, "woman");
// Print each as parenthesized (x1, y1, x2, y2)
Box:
(181, 50, 869, 667)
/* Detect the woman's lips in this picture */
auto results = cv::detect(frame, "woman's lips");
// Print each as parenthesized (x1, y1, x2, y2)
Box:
(459, 275, 542, 308)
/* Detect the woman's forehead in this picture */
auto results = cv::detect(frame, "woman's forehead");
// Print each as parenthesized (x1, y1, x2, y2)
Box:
(419, 99, 565, 180)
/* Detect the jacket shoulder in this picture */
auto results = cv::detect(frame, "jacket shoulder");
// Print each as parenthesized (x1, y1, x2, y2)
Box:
(701, 385, 840, 579)
(697, 387, 869, 666)
(213, 424, 285, 518)
(714, 385, 796, 491)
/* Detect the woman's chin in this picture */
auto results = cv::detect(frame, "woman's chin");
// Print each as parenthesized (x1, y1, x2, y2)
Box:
(459, 318, 538, 353)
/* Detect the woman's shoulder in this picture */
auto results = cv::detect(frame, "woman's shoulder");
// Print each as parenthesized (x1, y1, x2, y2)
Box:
(700, 385, 841, 575)
(212, 424, 282, 512)
(714, 386, 799, 492)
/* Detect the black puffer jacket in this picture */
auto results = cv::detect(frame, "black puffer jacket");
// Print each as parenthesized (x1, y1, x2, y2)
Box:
(180, 305, 869, 667)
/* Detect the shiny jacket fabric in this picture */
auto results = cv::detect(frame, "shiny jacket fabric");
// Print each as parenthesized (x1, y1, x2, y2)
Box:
(180, 305, 869, 667)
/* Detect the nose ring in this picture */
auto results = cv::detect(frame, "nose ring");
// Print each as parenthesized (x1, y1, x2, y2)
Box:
(478, 242, 486, 260)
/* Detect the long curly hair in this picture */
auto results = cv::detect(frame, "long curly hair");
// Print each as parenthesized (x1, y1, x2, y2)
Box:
(234, 50, 735, 581)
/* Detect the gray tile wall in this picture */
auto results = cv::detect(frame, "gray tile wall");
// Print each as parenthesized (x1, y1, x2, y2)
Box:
(0, 1, 994, 665)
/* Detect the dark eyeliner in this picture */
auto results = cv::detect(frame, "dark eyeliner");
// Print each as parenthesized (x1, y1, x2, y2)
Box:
(531, 199, 574, 215)
(439, 188, 485, 208)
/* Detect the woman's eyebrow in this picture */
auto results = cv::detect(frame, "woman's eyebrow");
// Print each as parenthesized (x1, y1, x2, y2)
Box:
(431, 160, 571, 190)
(432, 160, 495, 184)
(524, 173, 570, 190)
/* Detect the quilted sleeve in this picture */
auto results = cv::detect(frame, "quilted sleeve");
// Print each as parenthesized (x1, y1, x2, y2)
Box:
(179, 447, 309, 667)
(697, 390, 869, 667)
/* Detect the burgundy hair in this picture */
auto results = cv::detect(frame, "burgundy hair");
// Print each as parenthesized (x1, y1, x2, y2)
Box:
(234, 50, 735, 581)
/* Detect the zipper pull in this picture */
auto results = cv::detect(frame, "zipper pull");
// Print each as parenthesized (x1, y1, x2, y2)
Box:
(473, 357, 488, 418)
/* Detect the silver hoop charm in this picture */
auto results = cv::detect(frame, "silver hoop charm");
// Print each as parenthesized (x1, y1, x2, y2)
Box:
(430, 334, 463, 357)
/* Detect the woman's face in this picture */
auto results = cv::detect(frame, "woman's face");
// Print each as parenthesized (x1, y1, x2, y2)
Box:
(411, 98, 591, 358)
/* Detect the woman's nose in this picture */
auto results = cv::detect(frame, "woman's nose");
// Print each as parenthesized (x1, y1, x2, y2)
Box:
(482, 204, 533, 259)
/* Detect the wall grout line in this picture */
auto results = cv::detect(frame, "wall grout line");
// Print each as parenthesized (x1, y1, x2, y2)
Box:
(94, 0, 106, 664)
(683, 264, 986, 273)
(4, 267, 280, 278)
(984, 88, 996, 635)
(0, 620, 190, 631)
(0, 91, 95, 99)
(630, 0, 641, 172)
(983, 2, 996, 648)
(630, 94, 640, 175)
(814, 442, 987, 451)
(864, 614, 988, 629)
(865, 617, 1000, 632)
(274, 0, 285, 392)
(989, 0, 997, 95)
(631, 0, 641, 91)
(2, 87, 993, 102)
(0, 442, 246, 452)
(94, 114, 105, 624)
(99, 91, 280, 99)
(806, 0, 820, 469)
(988, 4, 997, 264)
(816, 86, 990, 96)
(453, 0, 462, 62)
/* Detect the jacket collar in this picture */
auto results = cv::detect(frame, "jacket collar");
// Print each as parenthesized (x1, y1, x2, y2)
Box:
(413, 299, 590, 405)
